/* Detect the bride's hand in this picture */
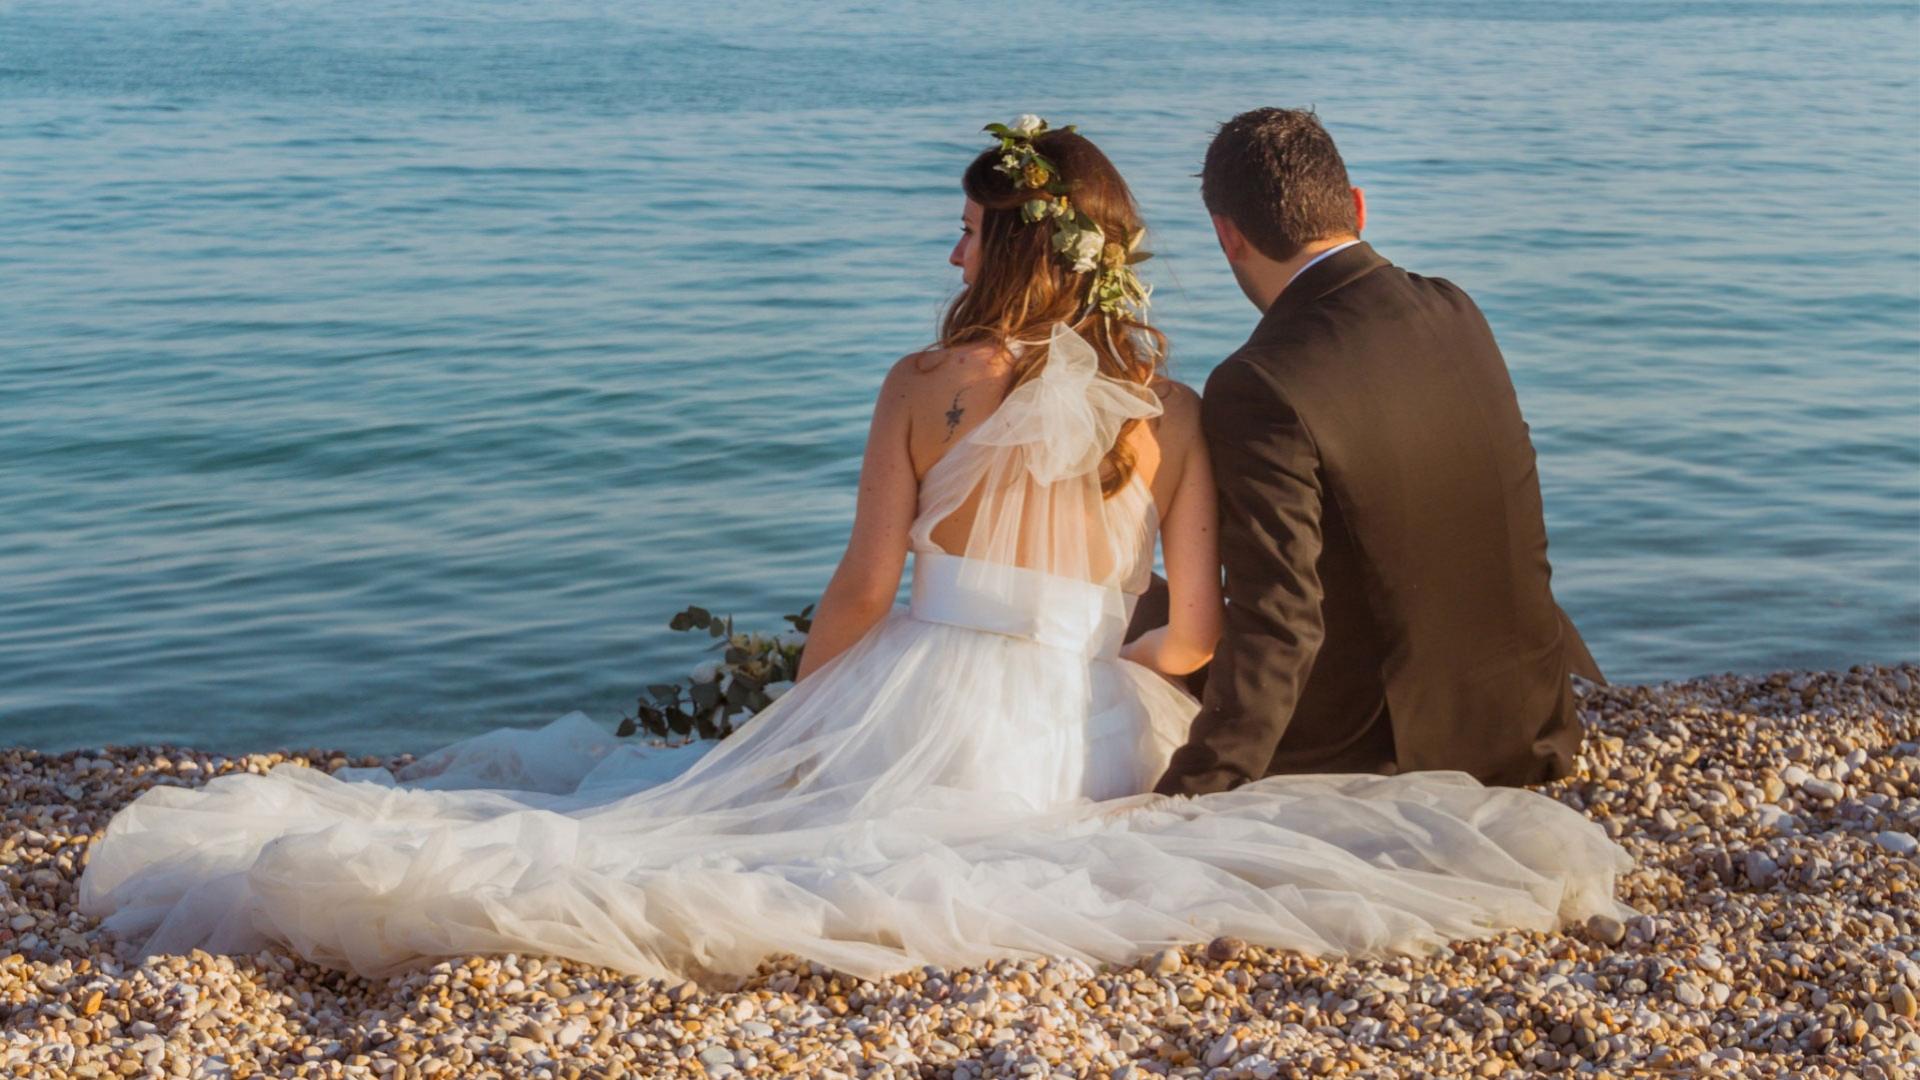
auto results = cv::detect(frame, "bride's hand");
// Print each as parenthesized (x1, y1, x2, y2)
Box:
(1119, 627, 1168, 669)
(1121, 625, 1211, 680)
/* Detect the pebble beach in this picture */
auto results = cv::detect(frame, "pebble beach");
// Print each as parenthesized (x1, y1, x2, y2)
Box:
(3, 665, 1917, 1079)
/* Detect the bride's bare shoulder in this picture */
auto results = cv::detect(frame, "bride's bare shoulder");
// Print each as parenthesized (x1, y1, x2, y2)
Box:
(1147, 377, 1202, 441)
(886, 343, 1015, 474)
(890, 342, 1014, 418)
(871, 343, 1003, 410)
(898, 341, 1011, 381)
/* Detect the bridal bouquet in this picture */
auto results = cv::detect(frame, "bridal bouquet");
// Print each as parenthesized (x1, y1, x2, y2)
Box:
(619, 604, 811, 741)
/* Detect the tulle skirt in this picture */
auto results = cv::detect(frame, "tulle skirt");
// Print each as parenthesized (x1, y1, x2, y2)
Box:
(78, 608, 1631, 981)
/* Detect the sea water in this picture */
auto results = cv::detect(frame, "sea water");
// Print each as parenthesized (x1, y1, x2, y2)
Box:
(2, 0, 1915, 753)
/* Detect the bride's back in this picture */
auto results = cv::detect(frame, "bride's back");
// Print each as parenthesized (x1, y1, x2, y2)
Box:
(900, 121, 1192, 593)
(899, 334, 1200, 594)
(793, 118, 1219, 685)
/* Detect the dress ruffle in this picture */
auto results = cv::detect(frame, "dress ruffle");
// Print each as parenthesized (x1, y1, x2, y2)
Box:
(969, 322, 1163, 484)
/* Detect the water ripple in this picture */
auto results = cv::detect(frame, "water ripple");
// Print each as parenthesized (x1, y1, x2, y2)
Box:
(1, 0, 1915, 753)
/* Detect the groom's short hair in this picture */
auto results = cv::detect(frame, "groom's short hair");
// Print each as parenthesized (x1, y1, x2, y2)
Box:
(1202, 108, 1357, 261)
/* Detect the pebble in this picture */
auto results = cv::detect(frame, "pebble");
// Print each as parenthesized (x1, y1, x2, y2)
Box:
(1801, 777, 1846, 800)
(1754, 803, 1799, 835)
(1584, 913, 1626, 945)
(1204, 935, 1246, 962)
(1874, 830, 1918, 856)
(1146, 947, 1182, 976)
(0, 663, 1915, 1080)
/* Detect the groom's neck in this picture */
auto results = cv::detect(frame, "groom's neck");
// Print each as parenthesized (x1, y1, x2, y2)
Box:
(1252, 234, 1362, 313)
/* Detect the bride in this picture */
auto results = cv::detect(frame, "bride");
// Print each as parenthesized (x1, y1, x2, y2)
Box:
(79, 119, 1631, 982)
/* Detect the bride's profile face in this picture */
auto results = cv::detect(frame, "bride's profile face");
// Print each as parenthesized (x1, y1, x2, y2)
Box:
(948, 199, 983, 285)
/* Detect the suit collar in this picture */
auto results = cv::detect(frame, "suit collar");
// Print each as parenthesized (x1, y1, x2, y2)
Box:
(1249, 241, 1391, 344)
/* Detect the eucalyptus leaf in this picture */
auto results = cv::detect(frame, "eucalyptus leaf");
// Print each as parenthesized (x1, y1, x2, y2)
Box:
(632, 602, 825, 743)
(690, 681, 720, 711)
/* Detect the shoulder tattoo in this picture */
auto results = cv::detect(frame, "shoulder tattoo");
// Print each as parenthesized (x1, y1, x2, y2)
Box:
(944, 390, 965, 441)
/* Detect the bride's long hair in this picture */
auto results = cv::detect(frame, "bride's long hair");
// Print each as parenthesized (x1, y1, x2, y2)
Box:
(940, 129, 1167, 497)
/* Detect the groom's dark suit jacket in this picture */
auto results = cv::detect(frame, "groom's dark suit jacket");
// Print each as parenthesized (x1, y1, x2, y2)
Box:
(1147, 242, 1603, 797)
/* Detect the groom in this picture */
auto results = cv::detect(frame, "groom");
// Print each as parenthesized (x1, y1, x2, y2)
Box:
(1138, 107, 1604, 796)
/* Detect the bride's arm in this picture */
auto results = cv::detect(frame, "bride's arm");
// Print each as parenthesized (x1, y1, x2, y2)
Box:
(797, 361, 919, 680)
(1122, 418, 1223, 676)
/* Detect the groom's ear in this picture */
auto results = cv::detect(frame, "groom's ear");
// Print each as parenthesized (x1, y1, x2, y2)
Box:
(1211, 214, 1250, 262)
(1352, 187, 1367, 234)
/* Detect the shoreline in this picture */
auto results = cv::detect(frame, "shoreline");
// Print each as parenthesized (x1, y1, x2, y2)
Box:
(2, 664, 1916, 1078)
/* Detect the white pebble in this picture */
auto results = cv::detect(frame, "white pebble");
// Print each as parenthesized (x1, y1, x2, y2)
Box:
(1800, 777, 1845, 800)
(1873, 831, 1918, 856)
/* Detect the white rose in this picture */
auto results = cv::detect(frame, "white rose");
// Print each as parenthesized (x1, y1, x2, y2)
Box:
(690, 661, 719, 683)
(1010, 114, 1044, 137)
(764, 680, 795, 701)
(777, 630, 808, 649)
(1068, 229, 1105, 273)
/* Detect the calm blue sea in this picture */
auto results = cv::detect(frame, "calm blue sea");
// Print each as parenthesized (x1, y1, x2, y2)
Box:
(2, 1, 1916, 754)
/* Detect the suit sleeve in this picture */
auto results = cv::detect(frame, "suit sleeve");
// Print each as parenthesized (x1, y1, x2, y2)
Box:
(1153, 357, 1327, 796)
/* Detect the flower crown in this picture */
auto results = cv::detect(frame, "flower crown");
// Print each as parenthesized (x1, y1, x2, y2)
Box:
(983, 115, 1152, 320)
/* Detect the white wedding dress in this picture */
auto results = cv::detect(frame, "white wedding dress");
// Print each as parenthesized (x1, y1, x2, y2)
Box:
(80, 325, 1632, 982)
